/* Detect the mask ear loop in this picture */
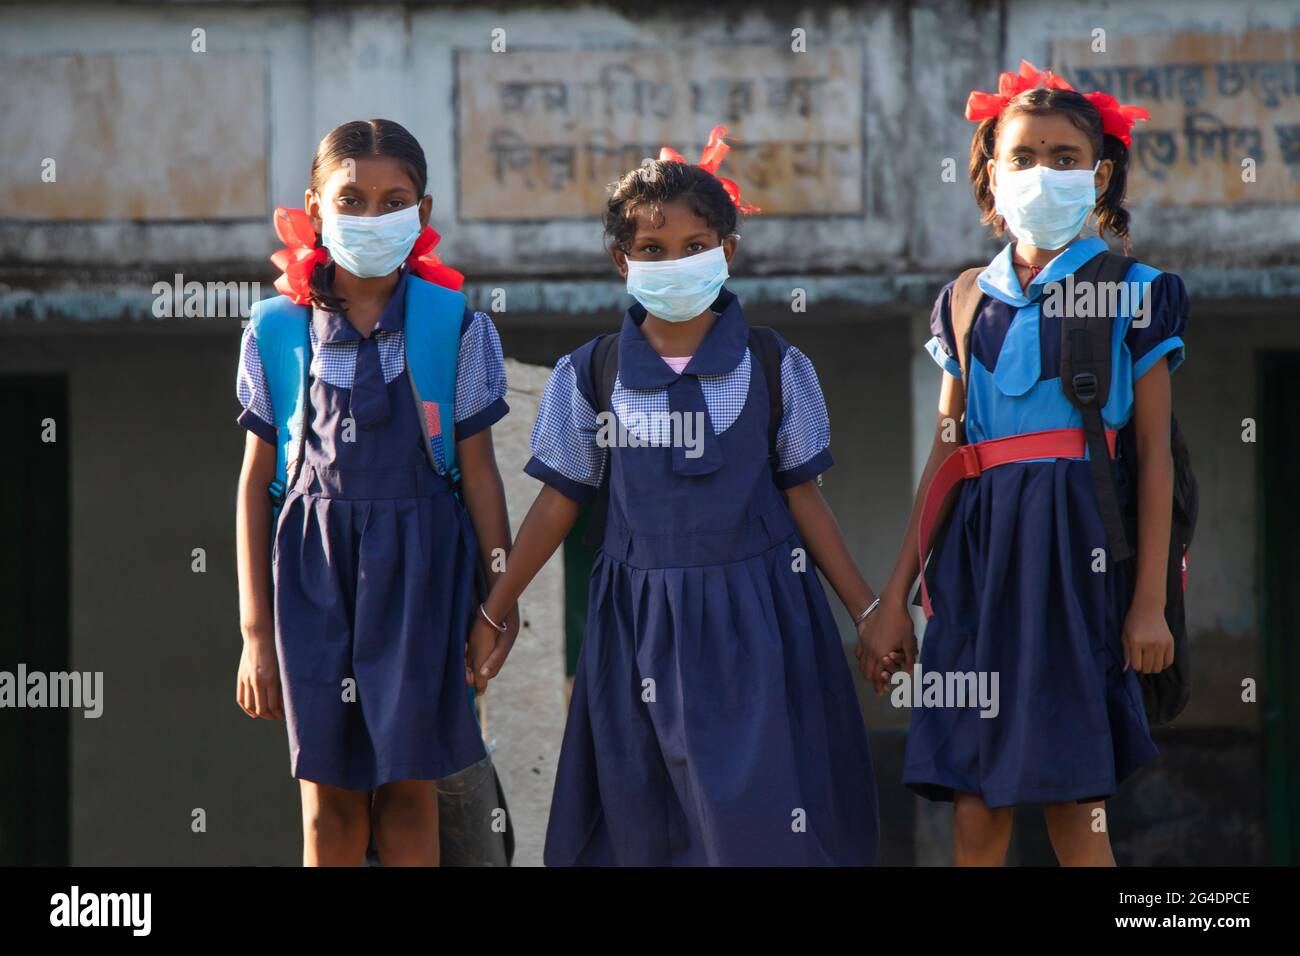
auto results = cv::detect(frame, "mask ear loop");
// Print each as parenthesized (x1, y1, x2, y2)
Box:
(1085, 160, 1104, 235)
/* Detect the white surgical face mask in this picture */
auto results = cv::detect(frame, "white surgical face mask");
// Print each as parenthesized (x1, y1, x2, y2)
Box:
(320, 203, 422, 278)
(993, 162, 1099, 251)
(625, 245, 729, 323)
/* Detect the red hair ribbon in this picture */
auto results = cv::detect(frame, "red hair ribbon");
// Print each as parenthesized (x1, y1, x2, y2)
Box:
(270, 207, 327, 305)
(406, 226, 465, 291)
(269, 206, 464, 305)
(658, 124, 760, 214)
(1080, 91, 1151, 150)
(964, 59, 1150, 148)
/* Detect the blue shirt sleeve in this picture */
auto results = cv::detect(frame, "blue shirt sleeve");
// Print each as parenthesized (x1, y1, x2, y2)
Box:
(523, 353, 607, 504)
(1127, 272, 1188, 380)
(236, 326, 277, 445)
(773, 345, 834, 489)
(454, 310, 510, 440)
(925, 281, 962, 378)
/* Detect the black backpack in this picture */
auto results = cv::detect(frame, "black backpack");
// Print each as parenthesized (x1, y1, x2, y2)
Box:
(579, 326, 786, 547)
(949, 251, 1197, 726)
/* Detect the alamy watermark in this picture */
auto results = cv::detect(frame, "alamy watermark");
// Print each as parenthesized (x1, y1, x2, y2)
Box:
(1041, 275, 1152, 328)
(596, 409, 707, 459)
(890, 664, 1000, 718)
(1, 664, 102, 718)
(152, 274, 261, 320)
(49, 886, 150, 935)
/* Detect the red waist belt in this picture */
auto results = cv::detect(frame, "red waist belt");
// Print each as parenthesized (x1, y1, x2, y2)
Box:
(917, 427, 1119, 618)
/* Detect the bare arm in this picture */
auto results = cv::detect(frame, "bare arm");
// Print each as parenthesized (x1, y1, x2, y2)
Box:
(1123, 357, 1175, 673)
(456, 426, 522, 687)
(880, 370, 966, 609)
(235, 431, 283, 719)
(784, 480, 876, 619)
(236, 432, 275, 639)
(469, 484, 582, 692)
(456, 427, 515, 614)
(856, 371, 966, 692)
(483, 485, 580, 622)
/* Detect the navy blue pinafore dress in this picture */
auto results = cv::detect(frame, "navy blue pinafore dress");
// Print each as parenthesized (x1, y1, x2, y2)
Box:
(529, 290, 879, 866)
(902, 237, 1189, 809)
(261, 274, 488, 791)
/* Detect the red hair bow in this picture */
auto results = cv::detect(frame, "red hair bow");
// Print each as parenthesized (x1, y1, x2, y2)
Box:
(406, 226, 465, 291)
(270, 207, 328, 305)
(964, 59, 1149, 148)
(658, 124, 760, 215)
(1080, 91, 1151, 150)
(269, 206, 464, 305)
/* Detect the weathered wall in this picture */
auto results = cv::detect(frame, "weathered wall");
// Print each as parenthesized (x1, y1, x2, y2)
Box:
(2, 0, 1297, 305)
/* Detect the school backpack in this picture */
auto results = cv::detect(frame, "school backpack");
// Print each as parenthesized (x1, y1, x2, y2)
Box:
(579, 325, 787, 546)
(247, 275, 465, 518)
(948, 251, 1197, 726)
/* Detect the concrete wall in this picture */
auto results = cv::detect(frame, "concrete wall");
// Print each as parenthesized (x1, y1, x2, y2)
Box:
(3, 0, 1298, 303)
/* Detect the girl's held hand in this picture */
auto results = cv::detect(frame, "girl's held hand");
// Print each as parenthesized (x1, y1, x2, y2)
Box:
(855, 595, 916, 696)
(237, 629, 284, 720)
(1122, 600, 1174, 674)
(484, 606, 521, 682)
(466, 606, 520, 695)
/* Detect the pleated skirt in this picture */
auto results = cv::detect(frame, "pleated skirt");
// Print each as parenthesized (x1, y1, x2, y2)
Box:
(272, 476, 487, 791)
(902, 459, 1159, 808)
(544, 534, 879, 866)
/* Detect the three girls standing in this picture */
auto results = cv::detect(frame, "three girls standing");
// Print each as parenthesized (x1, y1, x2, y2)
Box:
(237, 59, 1184, 867)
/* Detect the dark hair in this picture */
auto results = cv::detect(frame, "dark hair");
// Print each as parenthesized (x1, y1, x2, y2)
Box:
(604, 159, 741, 253)
(308, 119, 428, 312)
(969, 87, 1132, 252)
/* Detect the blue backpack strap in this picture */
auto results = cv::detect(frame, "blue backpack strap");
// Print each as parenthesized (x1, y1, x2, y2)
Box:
(247, 295, 310, 510)
(403, 276, 467, 484)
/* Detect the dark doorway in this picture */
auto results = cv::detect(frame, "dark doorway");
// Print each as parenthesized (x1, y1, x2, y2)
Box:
(1258, 351, 1300, 865)
(0, 375, 70, 865)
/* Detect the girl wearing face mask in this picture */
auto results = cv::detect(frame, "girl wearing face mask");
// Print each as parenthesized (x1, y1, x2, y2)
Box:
(233, 119, 516, 865)
(469, 127, 882, 865)
(860, 64, 1189, 865)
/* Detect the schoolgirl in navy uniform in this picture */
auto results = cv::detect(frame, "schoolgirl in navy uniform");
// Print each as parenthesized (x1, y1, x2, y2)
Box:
(233, 120, 517, 866)
(860, 64, 1188, 865)
(468, 128, 882, 866)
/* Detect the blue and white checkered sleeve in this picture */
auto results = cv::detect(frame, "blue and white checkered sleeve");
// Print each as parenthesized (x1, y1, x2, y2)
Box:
(523, 354, 607, 504)
(454, 311, 510, 440)
(236, 326, 277, 445)
(773, 345, 834, 489)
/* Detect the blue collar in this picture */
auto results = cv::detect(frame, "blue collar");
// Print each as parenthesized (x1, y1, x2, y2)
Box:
(977, 236, 1108, 307)
(311, 267, 410, 343)
(616, 286, 749, 389)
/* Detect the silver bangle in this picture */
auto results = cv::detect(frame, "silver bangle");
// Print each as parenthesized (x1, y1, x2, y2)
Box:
(852, 597, 882, 627)
(478, 603, 508, 633)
